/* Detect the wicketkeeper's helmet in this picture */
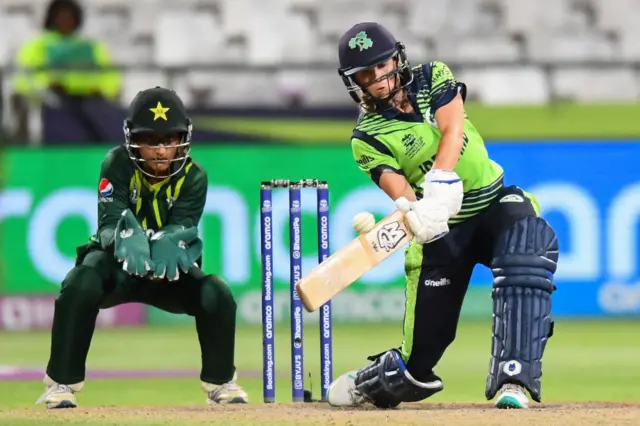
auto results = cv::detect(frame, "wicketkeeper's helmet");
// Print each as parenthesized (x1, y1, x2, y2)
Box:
(123, 86, 192, 178)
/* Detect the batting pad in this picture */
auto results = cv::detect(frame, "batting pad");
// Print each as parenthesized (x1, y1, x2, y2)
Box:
(485, 216, 558, 403)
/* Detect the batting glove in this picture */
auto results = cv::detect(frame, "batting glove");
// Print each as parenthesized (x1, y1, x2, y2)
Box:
(421, 169, 464, 218)
(395, 197, 449, 245)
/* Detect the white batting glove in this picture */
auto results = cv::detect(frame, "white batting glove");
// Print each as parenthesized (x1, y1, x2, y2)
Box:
(352, 212, 376, 234)
(421, 169, 464, 218)
(395, 197, 449, 244)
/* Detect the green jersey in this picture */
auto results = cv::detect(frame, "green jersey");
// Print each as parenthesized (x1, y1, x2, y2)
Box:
(91, 145, 208, 249)
(351, 61, 504, 225)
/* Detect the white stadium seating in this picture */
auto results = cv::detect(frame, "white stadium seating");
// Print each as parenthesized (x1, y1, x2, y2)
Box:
(0, 0, 639, 106)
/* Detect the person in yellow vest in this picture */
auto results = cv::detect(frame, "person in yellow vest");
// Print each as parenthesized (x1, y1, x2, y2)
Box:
(13, 0, 121, 103)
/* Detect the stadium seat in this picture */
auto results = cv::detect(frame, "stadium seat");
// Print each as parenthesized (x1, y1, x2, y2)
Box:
(406, 0, 450, 39)
(457, 67, 550, 105)
(82, 0, 131, 9)
(316, 1, 391, 39)
(122, 70, 169, 105)
(502, 0, 568, 35)
(551, 68, 639, 102)
(618, 30, 640, 61)
(170, 70, 282, 107)
(282, 0, 317, 7)
(129, 1, 162, 40)
(528, 31, 617, 62)
(82, 9, 127, 40)
(401, 37, 432, 65)
(436, 35, 522, 63)
(296, 69, 353, 106)
(203, 71, 282, 106)
(1, 0, 639, 107)
(1, 13, 39, 65)
(0, 25, 9, 67)
(83, 10, 135, 65)
(154, 11, 225, 66)
(218, 0, 295, 65)
(447, 0, 507, 37)
(593, 0, 639, 33)
(281, 13, 320, 63)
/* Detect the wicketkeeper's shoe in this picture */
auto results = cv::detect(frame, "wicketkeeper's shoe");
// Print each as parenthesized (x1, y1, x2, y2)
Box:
(327, 370, 367, 407)
(201, 373, 248, 404)
(494, 383, 529, 409)
(35, 375, 83, 409)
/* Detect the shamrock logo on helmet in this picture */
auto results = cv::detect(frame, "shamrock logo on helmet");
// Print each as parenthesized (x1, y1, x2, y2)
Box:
(348, 31, 373, 51)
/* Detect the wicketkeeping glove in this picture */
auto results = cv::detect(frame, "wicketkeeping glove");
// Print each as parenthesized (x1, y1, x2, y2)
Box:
(149, 227, 203, 281)
(114, 209, 153, 276)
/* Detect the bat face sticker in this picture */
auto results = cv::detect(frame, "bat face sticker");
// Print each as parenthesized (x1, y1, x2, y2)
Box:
(376, 221, 407, 252)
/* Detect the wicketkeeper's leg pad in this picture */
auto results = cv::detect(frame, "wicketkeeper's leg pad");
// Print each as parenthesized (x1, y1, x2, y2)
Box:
(355, 349, 443, 409)
(485, 216, 558, 403)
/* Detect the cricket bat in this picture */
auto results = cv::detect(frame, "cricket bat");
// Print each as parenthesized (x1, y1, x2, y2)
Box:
(296, 209, 413, 312)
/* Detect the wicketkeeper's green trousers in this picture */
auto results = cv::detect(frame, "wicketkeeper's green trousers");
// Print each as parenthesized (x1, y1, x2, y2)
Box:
(46, 246, 237, 385)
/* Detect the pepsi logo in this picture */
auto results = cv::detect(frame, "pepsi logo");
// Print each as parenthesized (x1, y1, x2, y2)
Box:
(99, 178, 114, 197)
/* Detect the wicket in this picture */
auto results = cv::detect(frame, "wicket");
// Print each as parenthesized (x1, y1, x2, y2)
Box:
(260, 179, 333, 403)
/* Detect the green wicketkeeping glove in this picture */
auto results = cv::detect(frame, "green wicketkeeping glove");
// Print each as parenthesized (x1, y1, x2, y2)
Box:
(149, 227, 203, 281)
(114, 209, 153, 276)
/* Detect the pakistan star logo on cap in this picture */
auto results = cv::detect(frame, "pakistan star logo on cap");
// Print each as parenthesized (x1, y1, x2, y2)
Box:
(348, 31, 373, 51)
(150, 101, 170, 121)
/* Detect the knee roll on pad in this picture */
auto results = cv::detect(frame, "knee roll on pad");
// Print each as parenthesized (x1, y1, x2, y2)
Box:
(355, 350, 443, 409)
(486, 216, 558, 403)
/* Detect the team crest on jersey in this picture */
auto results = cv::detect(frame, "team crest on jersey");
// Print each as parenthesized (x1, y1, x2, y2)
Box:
(401, 134, 425, 158)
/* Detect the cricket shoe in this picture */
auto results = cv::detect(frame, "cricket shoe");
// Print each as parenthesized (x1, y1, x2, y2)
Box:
(35, 375, 83, 409)
(494, 383, 529, 409)
(326, 370, 367, 407)
(202, 372, 248, 404)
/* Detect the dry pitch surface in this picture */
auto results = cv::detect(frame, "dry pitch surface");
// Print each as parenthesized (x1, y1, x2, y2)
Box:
(2, 403, 640, 426)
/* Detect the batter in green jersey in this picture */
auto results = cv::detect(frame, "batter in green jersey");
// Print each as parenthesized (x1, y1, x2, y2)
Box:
(351, 60, 505, 225)
(327, 23, 559, 411)
(36, 87, 248, 409)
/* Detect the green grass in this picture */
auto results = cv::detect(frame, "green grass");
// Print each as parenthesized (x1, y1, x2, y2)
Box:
(192, 103, 640, 143)
(1, 319, 639, 409)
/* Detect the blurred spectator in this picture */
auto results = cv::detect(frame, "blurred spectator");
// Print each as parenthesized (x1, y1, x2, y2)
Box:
(11, 0, 124, 145)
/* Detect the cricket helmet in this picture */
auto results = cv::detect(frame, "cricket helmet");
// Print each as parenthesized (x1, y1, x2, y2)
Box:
(337, 22, 413, 108)
(123, 86, 193, 179)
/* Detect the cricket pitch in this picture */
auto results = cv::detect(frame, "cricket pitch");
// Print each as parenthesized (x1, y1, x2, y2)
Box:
(2, 403, 639, 426)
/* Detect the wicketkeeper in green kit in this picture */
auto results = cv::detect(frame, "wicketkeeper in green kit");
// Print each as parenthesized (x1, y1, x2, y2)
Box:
(36, 87, 248, 408)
